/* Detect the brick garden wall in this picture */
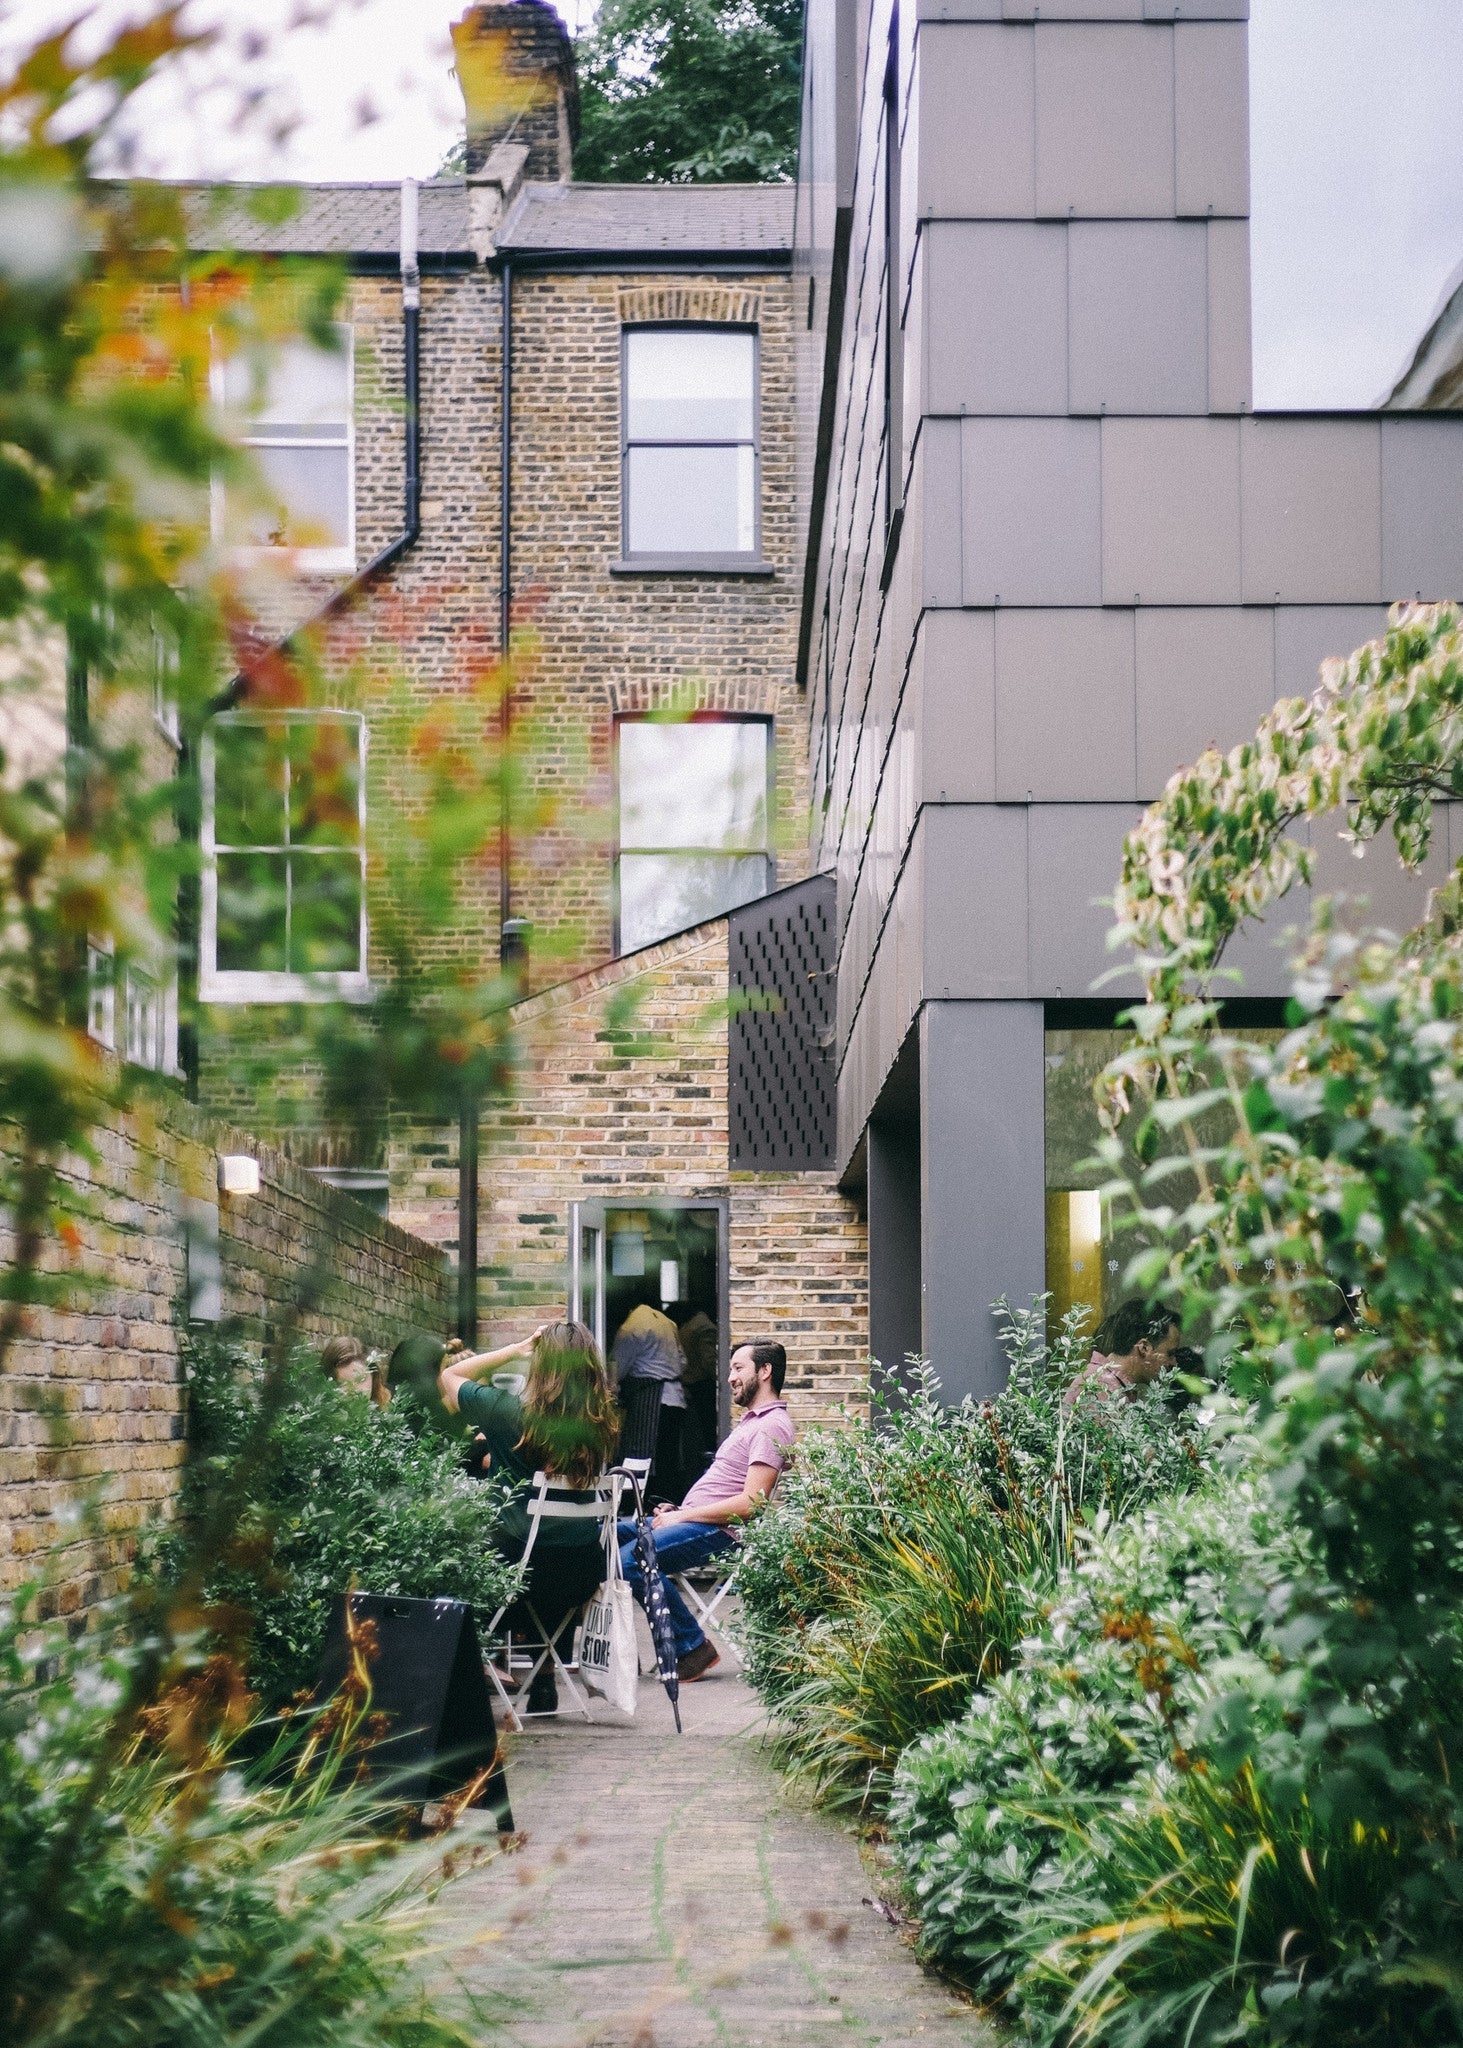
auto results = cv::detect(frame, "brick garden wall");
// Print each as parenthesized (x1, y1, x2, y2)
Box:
(0, 1071, 450, 1629)
(392, 919, 869, 1425)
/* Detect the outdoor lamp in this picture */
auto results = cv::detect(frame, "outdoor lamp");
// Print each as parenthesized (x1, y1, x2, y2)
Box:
(217, 1153, 260, 1197)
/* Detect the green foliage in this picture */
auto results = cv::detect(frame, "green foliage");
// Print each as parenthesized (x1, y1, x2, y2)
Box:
(736, 1303, 1209, 1810)
(1002, 601, 1463, 2040)
(162, 1332, 523, 1704)
(573, 0, 803, 183)
(0, 1599, 506, 2048)
(891, 1484, 1307, 2015)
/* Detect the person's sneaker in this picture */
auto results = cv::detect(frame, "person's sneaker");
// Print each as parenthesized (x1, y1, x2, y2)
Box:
(677, 1640, 720, 1683)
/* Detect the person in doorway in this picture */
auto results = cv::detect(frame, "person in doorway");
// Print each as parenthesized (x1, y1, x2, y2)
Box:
(618, 1339, 794, 1683)
(440, 1322, 619, 1715)
(1063, 1299, 1181, 1406)
(611, 1299, 686, 1486)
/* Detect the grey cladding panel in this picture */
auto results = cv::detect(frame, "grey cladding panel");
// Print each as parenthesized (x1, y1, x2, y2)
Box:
(1101, 417, 1242, 604)
(1173, 24, 1248, 217)
(916, 25, 1035, 218)
(921, 805, 1029, 997)
(1273, 606, 1390, 703)
(925, 222, 1068, 415)
(1027, 804, 1144, 997)
(729, 876, 837, 1170)
(920, 999, 1046, 1403)
(917, 419, 964, 607)
(962, 417, 1102, 605)
(1135, 607, 1273, 796)
(1034, 24, 1174, 218)
(1067, 222, 1208, 415)
(1240, 418, 1383, 605)
(1309, 811, 1452, 937)
(916, 610, 997, 803)
(1207, 219, 1252, 413)
(1380, 420, 1463, 603)
(1146, 0, 1249, 14)
(995, 609, 1136, 801)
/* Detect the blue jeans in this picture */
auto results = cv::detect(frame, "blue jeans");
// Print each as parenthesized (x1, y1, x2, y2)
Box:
(617, 1517, 735, 1658)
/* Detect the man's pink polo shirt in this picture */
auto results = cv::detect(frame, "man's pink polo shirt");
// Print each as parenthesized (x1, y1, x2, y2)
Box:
(681, 1398, 795, 1516)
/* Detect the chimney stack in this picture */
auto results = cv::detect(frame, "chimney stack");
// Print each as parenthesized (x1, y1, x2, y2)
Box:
(451, 2, 580, 184)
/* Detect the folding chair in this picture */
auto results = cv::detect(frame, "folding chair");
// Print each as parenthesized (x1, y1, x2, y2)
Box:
(484, 1471, 618, 1728)
(672, 1547, 743, 1672)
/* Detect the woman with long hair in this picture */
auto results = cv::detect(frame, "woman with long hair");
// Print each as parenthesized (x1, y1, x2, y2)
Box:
(440, 1321, 619, 1715)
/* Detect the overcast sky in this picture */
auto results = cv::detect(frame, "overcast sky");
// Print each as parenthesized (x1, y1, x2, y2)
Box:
(4, 0, 1460, 411)
(1249, 0, 1463, 408)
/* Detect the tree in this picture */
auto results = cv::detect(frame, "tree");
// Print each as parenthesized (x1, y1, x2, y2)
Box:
(573, 0, 803, 184)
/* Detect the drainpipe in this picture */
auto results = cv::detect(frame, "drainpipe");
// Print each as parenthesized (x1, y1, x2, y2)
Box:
(457, 255, 527, 1346)
(181, 179, 426, 1098)
(498, 255, 514, 951)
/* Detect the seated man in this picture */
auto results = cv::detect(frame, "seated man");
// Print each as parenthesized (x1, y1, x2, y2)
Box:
(1063, 1298, 1180, 1406)
(618, 1338, 793, 1683)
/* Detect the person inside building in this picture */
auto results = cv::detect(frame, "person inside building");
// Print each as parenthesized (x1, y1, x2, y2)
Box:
(439, 1321, 619, 1715)
(319, 1333, 388, 1407)
(611, 1298, 686, 1494)
(1063, 1299, 1182, 1407)
(672, 1301, 720, 1488)
(618, 1338, 793, 1684)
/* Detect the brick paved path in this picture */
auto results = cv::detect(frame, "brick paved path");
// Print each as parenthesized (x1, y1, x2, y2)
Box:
(442, 1650, 997, 2048)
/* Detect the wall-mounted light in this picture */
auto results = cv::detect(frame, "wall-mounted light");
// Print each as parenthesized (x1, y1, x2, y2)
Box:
(217, 1153, 260, 1196)
(659, 1259, 680, 1305)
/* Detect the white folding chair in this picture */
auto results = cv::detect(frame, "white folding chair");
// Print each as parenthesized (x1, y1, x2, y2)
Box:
(672, 1548, 743, 1671)
(484, 1471, 618, 1728)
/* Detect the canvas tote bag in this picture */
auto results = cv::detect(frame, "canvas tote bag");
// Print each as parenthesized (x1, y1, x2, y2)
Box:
(579, 1499, 637, 1717)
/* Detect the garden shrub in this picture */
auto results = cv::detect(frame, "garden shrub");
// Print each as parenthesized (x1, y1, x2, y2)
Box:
(0, 1598, 509, 2048)
(890, 1481, 1303, 2006)
(736, 1302, 1211, 1810)
(161, 1332, 523, 1704)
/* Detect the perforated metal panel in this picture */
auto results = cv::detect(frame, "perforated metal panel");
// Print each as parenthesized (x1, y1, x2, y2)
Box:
(729, 874, 836, 1170)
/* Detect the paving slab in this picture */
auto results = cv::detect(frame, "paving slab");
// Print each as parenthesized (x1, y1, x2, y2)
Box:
(439, 1635, 997, 2048)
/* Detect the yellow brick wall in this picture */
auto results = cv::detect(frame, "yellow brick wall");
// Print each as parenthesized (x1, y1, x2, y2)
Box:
(392, 919, 868, 1426)
(0, 1074, 449, 1628)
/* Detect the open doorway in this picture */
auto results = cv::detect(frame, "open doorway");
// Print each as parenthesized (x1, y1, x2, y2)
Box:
(569, 1198, 728, 1503)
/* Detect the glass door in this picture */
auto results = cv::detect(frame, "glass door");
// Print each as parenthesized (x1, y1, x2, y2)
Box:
(568, 1200, 606, 1355)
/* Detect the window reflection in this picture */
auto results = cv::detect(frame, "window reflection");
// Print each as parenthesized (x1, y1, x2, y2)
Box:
(617, 718, 772, 952)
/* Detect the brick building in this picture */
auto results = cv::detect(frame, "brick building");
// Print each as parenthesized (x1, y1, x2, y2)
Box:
(182, 2, 870, 1428)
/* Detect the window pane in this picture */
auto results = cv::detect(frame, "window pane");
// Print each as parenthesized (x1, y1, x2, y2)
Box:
(619, 852, 769, 952)
(289, 852, 362, 973)
(625, 329, 754, 441)
(237, 445, 350, 552)
(214, 721, 286, 849)
(224, 336, 350, 426)
(216, 852, 287, 972)
(620, 720, 769, 851)
(626, 445, 755, 555)
(289, 718, 360, 847)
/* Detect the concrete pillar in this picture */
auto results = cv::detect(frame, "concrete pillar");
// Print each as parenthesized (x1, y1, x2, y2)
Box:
(919, 1000, 1046, 1403)
(867, 1113, 922, 1397)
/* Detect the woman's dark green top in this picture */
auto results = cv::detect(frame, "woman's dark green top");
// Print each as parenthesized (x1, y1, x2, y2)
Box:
(456, 1381, 602, 1549)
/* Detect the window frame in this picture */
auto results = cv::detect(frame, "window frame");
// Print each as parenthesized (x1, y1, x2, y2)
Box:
(613, 711, 776, 956)
(211, 324, 356, 575)
(618, 323, 765, 572)
(200, 707, 370, 1005)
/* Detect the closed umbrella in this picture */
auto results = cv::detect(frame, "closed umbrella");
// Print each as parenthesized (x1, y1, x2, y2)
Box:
(627, 1488, 682, 1734)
